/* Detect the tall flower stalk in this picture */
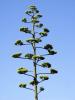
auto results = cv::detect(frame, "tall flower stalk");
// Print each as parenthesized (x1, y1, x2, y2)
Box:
(12, 5, 58, 100)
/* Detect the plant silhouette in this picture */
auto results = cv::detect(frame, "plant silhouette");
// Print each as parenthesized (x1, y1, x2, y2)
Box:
(12, 5, 58, 100)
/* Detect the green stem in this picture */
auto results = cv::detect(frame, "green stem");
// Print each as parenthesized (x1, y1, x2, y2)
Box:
(24, 73, 34, 78)
(25, 87, 34, 91)
(32, 14, 38, 100)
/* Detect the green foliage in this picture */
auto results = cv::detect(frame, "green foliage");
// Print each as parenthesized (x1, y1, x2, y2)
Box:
(39, 32, 48, 37)
(37, 14, 43, 18)
(12, 53, 22, 58)
(25, 10, 33, 15)
(32, 15, 42, 20)
(29, 5, 39, 13)
(30, 80, 39, 86)
(25, 53, 33, 59)
(31, 18, 39, 24)
(40, 87, 44, 91)
(20, 27, 31, 33)
(48, 50, 57, 55)
(17, 67, 28, 74)
(39, 28, 49, 37)
(22, 18, 27, 23)
(29, 80, 35, 85)
(26, 38, 42, 43)
(13, 4, 58, 100)
(19, 83, 27, 88)
(41, 62, 51, 68)
(32, 55, 45, 60)
(15, 40, 23, 46)
(44, 44, 53, 50)
(36, 23, 43, 28)
(40, 76, 49, 80)
(50, 69, 58, 74)
(29, 5, 37, 10)
(44, 28, 49, 33)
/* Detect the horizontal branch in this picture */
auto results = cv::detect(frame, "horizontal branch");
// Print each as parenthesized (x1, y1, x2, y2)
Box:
(18, 57, 26, 59)
(19, 57, 33, 60)
(23, 43, 31, 45)
(38, 90, 43, 95)
(26, 13, 32, 17)
(28, 70, 33, 72)
(38, 91, 41, 95)
(26, 21, 32, 23)
(25, 87, 34, 91)
(38, 80, 45, 84)
(40, 54, 49, 56)
(36, 63, 41, 67)
(24, 73, 34, 78)
(36, 46, 44, 49)
(37, 73, 51, 75)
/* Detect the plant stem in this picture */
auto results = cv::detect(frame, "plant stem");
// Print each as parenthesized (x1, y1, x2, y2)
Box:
(25, 87, 34, 91)
(24, 73, 34, 78)
(37, 73, 51, 75)
(32, 14, 38, 100)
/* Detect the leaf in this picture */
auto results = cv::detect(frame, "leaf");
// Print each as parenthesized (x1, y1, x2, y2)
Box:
(38, 56, 45, 60)
(12, 53, 22, 58)
(25, 11, 32, 14)
(44, 44, 53, 50)
(50, 69, 58, 74)
(44, 28, 49, 33)
(37, 14, 43, 18)
(19, 83, 27, 88)
(36, 23, 43, 28)
(39, 32, 47, 37)
(32, 55, 45, 60)
(22, 18, 27, 23)
(29, 80, 35, 85)
(30, 80, 39, 86)
(20, 27, 31, 33)
(25, 53, 33, 59)
(26, 38, 42, 43)
(40, 76, 49, 80)
(17, 67, 28, 74)
(41, 62, 51, 68)
(40, 87, 44, 91)
(28, 5, 39, 13)
(31, 19, 39, 24)
(35, 10, 39, 13)
(48, 50, 57, 55)
(15, 40, 23, 46)
(29, 5, 37, 11)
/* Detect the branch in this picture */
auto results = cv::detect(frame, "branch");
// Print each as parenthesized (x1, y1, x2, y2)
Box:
(36, 46, 44, 49)
(23, 43, 31, 45)
(40, 54, 49, 56)
(38, 91, 42, 95)
(18, 57, 26, 59)
(38, 87, 44, 95)
(25, 87, 34, 91)
(26, 13, 32, 17)
(38, 80, 45, 84)
(37, 73, 51, 75)
(39, 36, 44, 39)
(24, 73, 34, 78)
(19, 57, 33, 60)
(26, 21, 32, 23)
(36, 63, 41, 67)
(28, 70, 33, 72)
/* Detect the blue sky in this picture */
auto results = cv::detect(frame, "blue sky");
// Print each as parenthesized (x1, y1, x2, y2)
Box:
(0, 0, 75, 100)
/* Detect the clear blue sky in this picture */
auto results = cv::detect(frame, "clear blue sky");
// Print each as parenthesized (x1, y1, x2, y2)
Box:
(0, 0, 75, 100)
